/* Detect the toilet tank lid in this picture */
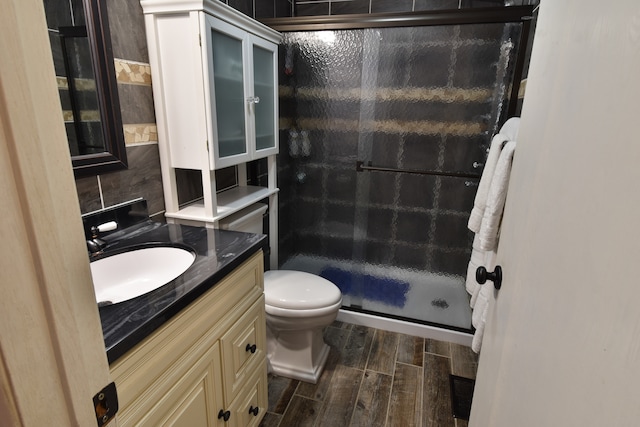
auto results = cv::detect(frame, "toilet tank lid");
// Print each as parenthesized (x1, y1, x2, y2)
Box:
(264, 270, 342, 310)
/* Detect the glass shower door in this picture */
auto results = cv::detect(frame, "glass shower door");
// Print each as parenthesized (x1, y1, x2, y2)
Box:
(278, 17, 526, 331)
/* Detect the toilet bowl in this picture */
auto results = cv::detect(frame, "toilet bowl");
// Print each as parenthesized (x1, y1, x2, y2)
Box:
(264, 270, 342, 383)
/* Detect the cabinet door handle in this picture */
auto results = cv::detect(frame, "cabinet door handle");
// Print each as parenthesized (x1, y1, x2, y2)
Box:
(217, 409, 231, 422)
(249, 406, 259, 416)
(247, 96, 260, 104)
(245, 343, 257, 353)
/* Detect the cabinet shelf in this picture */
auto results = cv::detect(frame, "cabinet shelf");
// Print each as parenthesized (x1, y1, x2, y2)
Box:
(166, 185, 279, 224)
(215, 74, 243, 84)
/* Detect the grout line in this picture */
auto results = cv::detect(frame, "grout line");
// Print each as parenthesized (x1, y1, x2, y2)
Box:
(418, 351, 424, 427)
(449, 345, 455, 376)
(424, 351, 452, 359)
(96, 175, 105, 209)
(277, 379, 301, 424)
(347, 366, 367, 427)
(383, 338, 395, 426)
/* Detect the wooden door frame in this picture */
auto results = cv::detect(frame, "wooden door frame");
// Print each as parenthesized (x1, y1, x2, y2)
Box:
(0, 0, 113, 425)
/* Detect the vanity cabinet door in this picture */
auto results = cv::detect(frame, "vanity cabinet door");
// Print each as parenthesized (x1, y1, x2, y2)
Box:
(220, 296, 267, 402)
(128, 343, 225, 427)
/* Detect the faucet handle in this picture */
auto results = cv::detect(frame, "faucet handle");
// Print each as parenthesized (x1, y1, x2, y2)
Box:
(96, 221, 118, 232)
(91, 221, 118, 238)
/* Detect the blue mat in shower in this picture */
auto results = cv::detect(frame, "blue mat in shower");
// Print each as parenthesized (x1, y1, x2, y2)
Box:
(320, 267, 410, 308)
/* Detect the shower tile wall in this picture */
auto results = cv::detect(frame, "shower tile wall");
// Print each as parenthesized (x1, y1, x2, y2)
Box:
(294, 0, 531, 16)
(278, 22, 522, 280)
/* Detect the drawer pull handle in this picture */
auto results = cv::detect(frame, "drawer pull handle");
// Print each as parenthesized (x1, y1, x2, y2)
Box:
(249, 406, 259, 416)
(245, 343, 257, 353)
(217, 409, 231, 422)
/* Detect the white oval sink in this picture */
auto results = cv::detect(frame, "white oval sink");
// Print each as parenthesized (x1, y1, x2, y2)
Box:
(91, 247, 195, 305)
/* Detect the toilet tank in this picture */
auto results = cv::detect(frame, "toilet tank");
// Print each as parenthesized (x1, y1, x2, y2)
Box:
(219, 203, 267, 234)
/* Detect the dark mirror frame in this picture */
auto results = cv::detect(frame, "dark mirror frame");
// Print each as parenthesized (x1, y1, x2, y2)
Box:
(72, 0, 127, 177)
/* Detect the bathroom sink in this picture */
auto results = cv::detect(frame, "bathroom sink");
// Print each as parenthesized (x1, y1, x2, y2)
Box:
(90, 246, 196, 305)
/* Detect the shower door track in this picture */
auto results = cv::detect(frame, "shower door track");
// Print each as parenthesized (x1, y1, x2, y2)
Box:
(356, 161, 481, 179)
(262, 5, 534, 118)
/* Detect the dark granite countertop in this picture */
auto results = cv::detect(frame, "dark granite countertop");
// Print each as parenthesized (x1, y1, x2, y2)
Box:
(95, 220, 267, 364)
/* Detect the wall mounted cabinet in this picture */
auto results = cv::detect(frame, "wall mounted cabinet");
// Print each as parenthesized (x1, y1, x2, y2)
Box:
(141, 0, 281, 266)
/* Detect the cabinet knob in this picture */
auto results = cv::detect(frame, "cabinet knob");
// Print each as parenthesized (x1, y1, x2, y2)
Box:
(217, 409, 231, 422)
(247, 96, 260, 105)
(249, 406, 259, 416)
(245, 343, 257, 353)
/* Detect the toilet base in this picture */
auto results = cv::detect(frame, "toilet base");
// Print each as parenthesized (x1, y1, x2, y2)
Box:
(269, 342, 330, 384)
(266, 326, 331, 384)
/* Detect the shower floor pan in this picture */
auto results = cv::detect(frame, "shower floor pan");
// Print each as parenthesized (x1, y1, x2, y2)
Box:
(280, 254, 472, 331)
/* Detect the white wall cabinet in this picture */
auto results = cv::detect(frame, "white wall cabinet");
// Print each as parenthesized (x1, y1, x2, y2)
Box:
(141, 1, 281, 266)
(110, 252, 267, 427)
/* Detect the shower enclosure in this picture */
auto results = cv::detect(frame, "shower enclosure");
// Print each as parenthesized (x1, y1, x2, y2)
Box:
(266, 7, 532, 333)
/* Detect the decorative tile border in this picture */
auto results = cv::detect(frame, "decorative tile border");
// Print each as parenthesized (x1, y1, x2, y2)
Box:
(283, 117, 485, 136)
(114, 58, 152, 86)
(62, 110, 100, 122)
(518, 78, 527, 99)
(122, 123, 158, 145)
(56, 76, 96, 91)
(279, 85, 493, 103)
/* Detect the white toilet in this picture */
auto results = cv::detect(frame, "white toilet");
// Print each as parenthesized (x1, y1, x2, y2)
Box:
(263, 270, 342, 383)
(220, 203, 343, 383)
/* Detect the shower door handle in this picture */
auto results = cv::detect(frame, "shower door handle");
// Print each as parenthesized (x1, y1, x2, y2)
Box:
(476, 265, 502, 290)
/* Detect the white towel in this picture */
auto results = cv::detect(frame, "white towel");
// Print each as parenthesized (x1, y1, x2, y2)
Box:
(467, 134, 509, 233)
(477, 141, 517, 252)
(467, 140, 517, 354)
(471, 249, 497, 353)
(498, 117, 521, 141)
(465, 235, 484, 298)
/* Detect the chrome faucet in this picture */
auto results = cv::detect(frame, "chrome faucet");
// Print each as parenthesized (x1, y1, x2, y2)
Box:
(87, 221, 117, 255)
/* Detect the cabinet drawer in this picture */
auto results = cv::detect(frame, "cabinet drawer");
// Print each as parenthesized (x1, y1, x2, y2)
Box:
(227, 364, 268, 427)
(220, 296, 266, 401)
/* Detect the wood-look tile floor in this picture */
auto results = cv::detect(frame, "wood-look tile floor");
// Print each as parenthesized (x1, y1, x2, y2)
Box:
(260, 321, 478, 427)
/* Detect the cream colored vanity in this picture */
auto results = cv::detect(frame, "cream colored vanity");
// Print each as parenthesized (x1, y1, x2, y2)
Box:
(110, 252, 267, 426)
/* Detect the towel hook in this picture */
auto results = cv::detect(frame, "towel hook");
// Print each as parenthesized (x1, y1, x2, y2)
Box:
(476, 265, 503, 290)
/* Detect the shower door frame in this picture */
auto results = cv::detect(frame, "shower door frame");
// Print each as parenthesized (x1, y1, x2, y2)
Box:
(268, 6, 534, 333)
(263, 5, 533, 118)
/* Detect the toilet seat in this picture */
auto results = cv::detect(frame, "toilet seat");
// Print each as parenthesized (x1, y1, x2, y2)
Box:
(264, 270, 342, 310)
(265, 300, 342, 318)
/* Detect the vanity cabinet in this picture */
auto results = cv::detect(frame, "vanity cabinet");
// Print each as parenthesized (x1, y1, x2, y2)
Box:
(141, 0, 281, 267)
(110, 252, 267, 427)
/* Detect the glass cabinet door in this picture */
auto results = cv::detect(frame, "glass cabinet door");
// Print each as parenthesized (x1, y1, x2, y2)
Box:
(206, 16, 250, 167)
(252, 39, 277, 154)
(204, 16, 278, 169)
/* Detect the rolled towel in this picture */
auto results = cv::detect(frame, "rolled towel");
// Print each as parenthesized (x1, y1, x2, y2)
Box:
(478, 140, 517, 252)
(499, 117, 521, 141)
(465, 236, 484, 298)
(468, 134, 509, 233)
(471, 249, 497, 353)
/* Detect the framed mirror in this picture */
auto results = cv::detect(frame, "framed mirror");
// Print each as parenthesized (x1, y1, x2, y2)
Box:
(45, 0, 127, 177)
